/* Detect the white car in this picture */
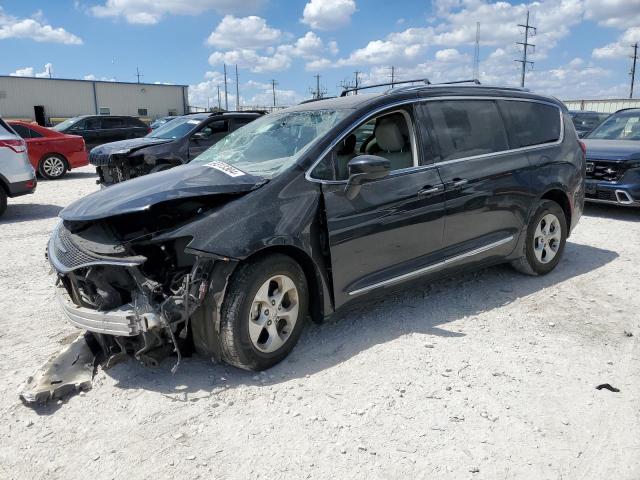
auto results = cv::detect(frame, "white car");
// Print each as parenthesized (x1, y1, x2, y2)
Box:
(0, 118, 37, 216)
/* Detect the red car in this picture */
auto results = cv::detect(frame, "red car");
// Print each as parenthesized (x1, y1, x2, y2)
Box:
(8, 121, 88, 180)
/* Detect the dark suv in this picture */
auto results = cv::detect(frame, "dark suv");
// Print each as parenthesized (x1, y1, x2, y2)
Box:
(569, 110, 609, 138)
(89, 112, 263, 186)
(47, 83, 584, 372)
(52, 115, 149, 149)
(583, 108, 640, 206)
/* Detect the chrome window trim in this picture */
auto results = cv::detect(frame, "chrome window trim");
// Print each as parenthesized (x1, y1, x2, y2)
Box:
(305, 96, 564, 185)
(347, 235, 514, 296)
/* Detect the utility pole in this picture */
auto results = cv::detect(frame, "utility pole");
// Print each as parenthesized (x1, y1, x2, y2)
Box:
(217, 84, 221, 109)
(235, 64, 240, 111)
(389, 66, 395, 87)
(136, 67, 143, 83)
(271, 79, 278, 108)
(473, 22, 480, 80)
(223, 64, 229, 110)
(353, 71, 361, 94)
(630, 42, 638, 99)
(514, 10, 536, 88)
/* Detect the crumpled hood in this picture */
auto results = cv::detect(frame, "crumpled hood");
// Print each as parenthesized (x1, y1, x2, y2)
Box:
(61, 162, 266, 221)
(583, 139, 640, 162)
(89, 137, 174, 165)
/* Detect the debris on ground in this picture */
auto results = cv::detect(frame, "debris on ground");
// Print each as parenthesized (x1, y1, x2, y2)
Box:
(595, 383, 620, 392)
(19, 333, 95, 405)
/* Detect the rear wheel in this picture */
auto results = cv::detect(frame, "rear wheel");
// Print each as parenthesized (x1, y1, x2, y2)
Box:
(511, 200, 567, 276)
(220, 254, 308, 371)
(0, 189, 6, 217)
(39, 154, 67, 180)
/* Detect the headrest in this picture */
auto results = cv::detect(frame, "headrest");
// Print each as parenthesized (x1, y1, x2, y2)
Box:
(375, 118, 405, 152)
(337, 133, 357, 155)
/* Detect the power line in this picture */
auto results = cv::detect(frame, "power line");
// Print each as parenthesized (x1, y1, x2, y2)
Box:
(514, 10, 536, 88)
(271, 79, 278, 107)
(136, 67, 143, 83)
(630, 42, 638, 99)
(353, 71, 361, 94)
(473, 22, 480, 80)
(217, 84, 221, 109)
(235, 64, 240, 111)
(310, 74, 327, 99)
(223, 64, 229, 110)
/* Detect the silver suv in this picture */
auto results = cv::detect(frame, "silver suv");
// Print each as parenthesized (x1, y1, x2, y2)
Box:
(0, 118, 36, 216)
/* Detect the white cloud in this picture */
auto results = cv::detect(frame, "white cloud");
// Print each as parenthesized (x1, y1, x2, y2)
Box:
(83, 74, 117, 81)
(301, 0, 356, 30)
(10, 63, 54, 78)
(0, 8, 82, 44)
(209, 49, 292, 73)
(585, 0, 640, 30)
(206, 15, 282, 49)
(435, 48, 462, 62)
(91, 0, 264, 25)
(591, 25, 640, 60)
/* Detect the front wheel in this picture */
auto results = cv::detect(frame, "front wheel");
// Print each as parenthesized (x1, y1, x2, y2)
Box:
(511, 200, 567, 276)
(220, 254, 308, 371)
(39, 154, 67, 180)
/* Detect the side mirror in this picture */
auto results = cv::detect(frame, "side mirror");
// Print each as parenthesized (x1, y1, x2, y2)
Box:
(344, 155, 390, 199)
(192, 131, 209, 141)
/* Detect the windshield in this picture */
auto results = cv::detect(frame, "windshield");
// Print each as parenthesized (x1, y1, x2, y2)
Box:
(148, 117, 203, 139)
(587, 112, 640, 140)
(52, 117, 81, 131)
(191, 109, 347, 178)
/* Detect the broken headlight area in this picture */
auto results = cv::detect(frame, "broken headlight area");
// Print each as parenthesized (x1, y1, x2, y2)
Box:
(97, 153, 163, 186)
(48, 216, 218, 373)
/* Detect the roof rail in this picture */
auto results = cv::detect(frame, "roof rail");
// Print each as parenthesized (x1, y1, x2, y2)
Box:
(340, 78, 430, 96)
(432, 79, 481, 85)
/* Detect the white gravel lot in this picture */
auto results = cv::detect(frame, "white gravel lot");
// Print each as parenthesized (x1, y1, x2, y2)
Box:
(0, 165, 639, 480)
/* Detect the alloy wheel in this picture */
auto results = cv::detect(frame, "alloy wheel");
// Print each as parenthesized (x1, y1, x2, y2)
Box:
(42, 156, 65, 178)
(248, 275, 299, 353)
(533, 213, 562, 264)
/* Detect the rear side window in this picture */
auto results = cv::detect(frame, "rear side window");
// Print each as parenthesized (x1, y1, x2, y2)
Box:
(127, 117, 147, 128)
(101, 117, 123, 129)
(425, 100, 509, 161)
(28, 127, 43, 138)
(10, 124, 30, 138)
(501, 101, 561, 147)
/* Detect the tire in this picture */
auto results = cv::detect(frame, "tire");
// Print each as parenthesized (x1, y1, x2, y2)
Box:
(0, 189, 6, 217)
(220, 254, 308, 371)
(511, 199, 567, 276)
(39, 154, 68, 180)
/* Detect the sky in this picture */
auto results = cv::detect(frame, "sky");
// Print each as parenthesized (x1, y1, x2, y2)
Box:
(1, 0, 639, 109)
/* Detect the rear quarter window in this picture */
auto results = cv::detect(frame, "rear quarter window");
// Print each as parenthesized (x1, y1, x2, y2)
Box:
(501, 101, 561, 148)
(425, 100, 509, 161)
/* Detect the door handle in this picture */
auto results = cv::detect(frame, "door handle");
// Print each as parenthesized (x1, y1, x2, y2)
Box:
(417, 184, 444, 197)
(449, 178, 468, 189)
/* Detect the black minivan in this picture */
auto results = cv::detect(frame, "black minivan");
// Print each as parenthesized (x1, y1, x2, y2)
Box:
(48, 84, 585, 371)
(52, 115, 149, 149)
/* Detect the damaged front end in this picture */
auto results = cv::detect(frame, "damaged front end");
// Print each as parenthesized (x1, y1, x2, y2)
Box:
(90, 139, 176, 186)
(46, 196, 239, 378)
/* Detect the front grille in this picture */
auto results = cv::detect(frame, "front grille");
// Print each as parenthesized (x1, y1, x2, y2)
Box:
(48, 224, 146, 274)
(594, 189, 615, 201)
(89, 150, 112, 167)
(586, 160, 628, 182)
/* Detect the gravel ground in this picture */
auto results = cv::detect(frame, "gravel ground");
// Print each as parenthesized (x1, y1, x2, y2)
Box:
(0, 165, 639, 480)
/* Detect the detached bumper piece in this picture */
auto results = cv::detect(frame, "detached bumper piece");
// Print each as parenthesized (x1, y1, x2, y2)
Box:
(19, 333, 96, 406)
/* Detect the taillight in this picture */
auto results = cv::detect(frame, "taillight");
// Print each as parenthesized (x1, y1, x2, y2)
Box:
(578, 140, 587, 156)
(147, 127, 152, 134)
(0, 139, 26, 153)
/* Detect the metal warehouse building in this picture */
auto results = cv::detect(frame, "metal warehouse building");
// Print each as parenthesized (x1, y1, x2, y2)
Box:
(0, 76, 188, 125)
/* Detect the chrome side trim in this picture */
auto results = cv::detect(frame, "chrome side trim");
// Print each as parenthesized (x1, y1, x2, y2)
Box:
(305, 96, 565, 185)
(586, 197, 640, 207)
(347, 235, 514, 296)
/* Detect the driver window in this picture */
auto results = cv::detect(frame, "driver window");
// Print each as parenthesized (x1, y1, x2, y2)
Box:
(313, 109, 416, 181)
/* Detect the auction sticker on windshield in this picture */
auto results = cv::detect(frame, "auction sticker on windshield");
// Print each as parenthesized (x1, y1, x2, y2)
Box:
(204, 161, 246, 177)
